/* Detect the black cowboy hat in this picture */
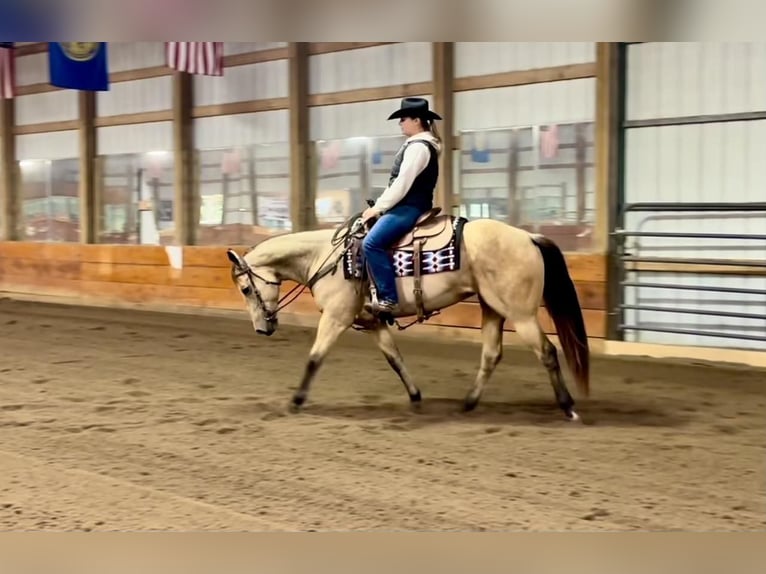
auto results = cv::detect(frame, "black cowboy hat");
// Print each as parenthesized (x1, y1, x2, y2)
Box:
(387, 97, 442, 121)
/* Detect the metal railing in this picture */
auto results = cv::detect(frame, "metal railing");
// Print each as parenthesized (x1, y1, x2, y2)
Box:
(610, 202, 766, 346)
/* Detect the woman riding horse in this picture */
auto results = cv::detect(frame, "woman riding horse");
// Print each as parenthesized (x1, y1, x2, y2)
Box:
(361, 97, 443, 315)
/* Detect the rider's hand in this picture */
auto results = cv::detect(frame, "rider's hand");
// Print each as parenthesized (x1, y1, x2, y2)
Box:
(362, 207, 380, 222)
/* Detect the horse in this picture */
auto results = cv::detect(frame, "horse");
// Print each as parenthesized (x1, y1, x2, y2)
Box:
(226, 206, 590, 421)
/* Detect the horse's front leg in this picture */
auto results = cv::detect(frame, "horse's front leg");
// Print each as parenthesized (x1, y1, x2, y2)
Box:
(291, 313, 351, 411)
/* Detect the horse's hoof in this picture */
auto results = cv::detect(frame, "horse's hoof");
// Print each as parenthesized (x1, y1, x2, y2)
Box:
(462, 397, 479, 412)
(409, 389, 422, 403)
(410, 399, 423, 413)
(565, 409, 581, 422)
(290, 395, 305, 413)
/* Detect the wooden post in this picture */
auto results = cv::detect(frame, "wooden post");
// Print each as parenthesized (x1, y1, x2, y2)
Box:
(288, 42, 313, 232)
(0, 98, 17, 240)
(432, 42, 454, 213)
(78, 91, 96, 243)
(172, 70, 195, 245)
(593, 42, 621, 253)
(595, 42, 627, 342)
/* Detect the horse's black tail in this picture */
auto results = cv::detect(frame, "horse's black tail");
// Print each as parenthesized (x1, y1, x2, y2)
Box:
(531, 234, 590, 396)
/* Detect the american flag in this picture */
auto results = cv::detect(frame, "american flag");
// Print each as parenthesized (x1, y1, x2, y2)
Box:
(0, 42, 15, 100)
(166, 42, 224, 76)
(540, 124, 559, 160)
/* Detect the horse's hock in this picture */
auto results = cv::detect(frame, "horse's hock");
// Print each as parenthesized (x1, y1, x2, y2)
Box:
(0, 299, 763, 531)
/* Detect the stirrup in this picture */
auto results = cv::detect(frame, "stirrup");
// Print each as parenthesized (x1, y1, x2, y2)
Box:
(364, 298, 397, 313)
(372, 299, 399, 314)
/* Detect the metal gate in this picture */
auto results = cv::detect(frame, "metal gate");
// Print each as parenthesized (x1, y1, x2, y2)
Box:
(609, 43, 766, 351)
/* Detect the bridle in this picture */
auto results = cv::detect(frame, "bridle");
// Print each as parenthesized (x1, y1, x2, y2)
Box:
(228, 206, 424, 332)
(230, 265, 284, 323)
(227, 224, 358, 323)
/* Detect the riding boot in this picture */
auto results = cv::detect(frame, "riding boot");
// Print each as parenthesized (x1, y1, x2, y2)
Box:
(363, 296, 400, 315)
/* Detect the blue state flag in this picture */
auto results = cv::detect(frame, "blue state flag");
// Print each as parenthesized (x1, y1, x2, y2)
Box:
(48, 42, 109, 91)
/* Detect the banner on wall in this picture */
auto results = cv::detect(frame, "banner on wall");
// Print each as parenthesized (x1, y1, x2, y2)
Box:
(470, 131, 491, 163)
(371, 138, 383, 165)
(221, 148, 242, 175)
(320, 140, 342, 170)
(48, 42, 110, 91)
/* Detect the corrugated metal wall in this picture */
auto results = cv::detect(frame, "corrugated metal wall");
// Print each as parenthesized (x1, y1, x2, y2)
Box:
(94, 43, 175, 244)
(454, 42, 596, 131)
(192, 43, 290, 236)
(15, 51, 78, 160)
(453, 42, 597, 243)
(620, 42, 766, 351)
(309, 43, 432, 140)
(11, 42, 603, 240)
(13, 49, 80, 243)
(8, 42, 602, 245)
(194, 112, 288, 148)
(194, 55, 287, 111)
(98, 43, 173, 155)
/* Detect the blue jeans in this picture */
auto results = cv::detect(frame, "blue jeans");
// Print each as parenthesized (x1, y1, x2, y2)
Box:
(362, 204, 425, 303)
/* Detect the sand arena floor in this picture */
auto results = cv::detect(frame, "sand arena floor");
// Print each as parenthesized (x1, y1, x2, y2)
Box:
(0, 298, 763, 531)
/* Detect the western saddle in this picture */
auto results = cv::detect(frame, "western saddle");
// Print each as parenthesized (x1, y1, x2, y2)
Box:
(363, 205, 455, 324)
(390, 207, 453, 252)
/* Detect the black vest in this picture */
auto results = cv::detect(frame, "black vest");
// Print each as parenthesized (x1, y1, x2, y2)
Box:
(387, 139, 439, 212)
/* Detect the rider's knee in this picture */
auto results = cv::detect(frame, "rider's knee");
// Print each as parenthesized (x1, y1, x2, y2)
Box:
(361, 234, 378, 252)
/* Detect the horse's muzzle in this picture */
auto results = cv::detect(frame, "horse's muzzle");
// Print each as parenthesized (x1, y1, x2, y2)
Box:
(256, 318, 278, 336)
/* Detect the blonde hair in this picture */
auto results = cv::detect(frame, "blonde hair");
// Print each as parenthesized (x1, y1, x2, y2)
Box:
(428, 119, 442, 145)
(417, 117, 442, 147)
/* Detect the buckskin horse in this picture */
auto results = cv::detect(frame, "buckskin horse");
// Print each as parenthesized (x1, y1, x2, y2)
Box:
(226, 206, 589, 421)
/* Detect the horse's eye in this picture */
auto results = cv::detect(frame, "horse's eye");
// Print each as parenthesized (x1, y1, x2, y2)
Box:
(242, 286, 252, 296)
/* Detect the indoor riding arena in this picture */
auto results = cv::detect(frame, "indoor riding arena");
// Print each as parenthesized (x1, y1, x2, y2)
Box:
(0, 42, 764, 532)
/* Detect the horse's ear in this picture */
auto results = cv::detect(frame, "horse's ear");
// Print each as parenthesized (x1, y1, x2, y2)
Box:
(226, 248, 245, 268)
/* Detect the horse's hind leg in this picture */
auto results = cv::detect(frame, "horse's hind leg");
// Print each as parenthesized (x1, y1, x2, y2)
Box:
(513, 315, 578, 421)
(463, 300, 505, 412)
(372, 322, 422, 408)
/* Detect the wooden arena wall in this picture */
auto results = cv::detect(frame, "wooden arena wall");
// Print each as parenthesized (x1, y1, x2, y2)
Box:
(0, 42, 613, 342)
(0, 243, 607, 338)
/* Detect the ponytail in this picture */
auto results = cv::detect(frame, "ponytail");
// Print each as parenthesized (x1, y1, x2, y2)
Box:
(428, 120, 442, 146)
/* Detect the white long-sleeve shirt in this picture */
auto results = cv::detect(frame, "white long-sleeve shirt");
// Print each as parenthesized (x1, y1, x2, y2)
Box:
(373, 131, 441, 213)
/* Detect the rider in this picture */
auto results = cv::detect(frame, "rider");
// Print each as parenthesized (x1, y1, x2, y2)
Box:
(361, 97, 443, 315)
